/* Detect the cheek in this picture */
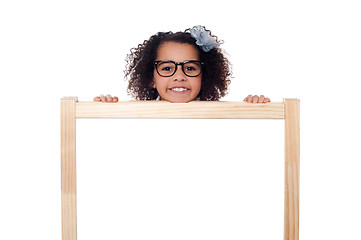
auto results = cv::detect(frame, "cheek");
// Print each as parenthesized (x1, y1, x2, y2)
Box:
(194, 76, 202, 91)
(152, 77, 168, 91)
(152, 69, 157, 87)
(152, 70, 162, 88)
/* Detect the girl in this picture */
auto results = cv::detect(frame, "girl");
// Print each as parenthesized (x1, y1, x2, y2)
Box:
(94, 25, 270, 103)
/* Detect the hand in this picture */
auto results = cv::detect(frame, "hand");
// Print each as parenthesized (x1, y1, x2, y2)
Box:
(93, 94, 118, 103)
(243, 95, 270, 103)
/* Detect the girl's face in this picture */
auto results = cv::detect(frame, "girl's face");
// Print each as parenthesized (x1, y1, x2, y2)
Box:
(152, 41, 202, 103)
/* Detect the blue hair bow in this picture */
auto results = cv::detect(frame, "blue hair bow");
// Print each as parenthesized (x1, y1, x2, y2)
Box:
(190, 25, 220, 52)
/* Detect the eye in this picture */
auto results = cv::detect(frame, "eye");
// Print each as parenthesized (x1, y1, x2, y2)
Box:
(186, 66, 196, 71)
(158, 62, 174, 72)
(162, 66, 173, 71)
(184, 62, 201, 71)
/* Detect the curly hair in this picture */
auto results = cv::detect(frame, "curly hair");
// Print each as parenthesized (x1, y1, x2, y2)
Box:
(125, 27, 232, 101)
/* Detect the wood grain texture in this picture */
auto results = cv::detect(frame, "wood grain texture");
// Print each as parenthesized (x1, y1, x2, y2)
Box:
(76, 101, 285, 119)
(284, 99, 300, 240)
(61, 97, 77, 240)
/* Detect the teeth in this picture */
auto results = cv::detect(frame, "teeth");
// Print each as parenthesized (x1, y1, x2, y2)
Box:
(171, 88, 188, 92)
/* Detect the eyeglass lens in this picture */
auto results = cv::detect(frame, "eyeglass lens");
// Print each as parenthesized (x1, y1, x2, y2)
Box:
(156, 61, 202, 77)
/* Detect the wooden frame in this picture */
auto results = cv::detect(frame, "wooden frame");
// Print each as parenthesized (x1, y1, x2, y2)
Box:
(61, 97, 300, 240)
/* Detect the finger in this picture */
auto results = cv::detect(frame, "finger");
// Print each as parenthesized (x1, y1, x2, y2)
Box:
(264, 97, 270, 103)
(244, 94, 252, 102)
(106, 94, 113, 102)
(99, 95, 106, 102)
(259, 95, 265, 103)
(93, 96, 101, 102)
(112, 96, 119, 102)
(247, 96, 253, 103)
(252, 95, 259, 103)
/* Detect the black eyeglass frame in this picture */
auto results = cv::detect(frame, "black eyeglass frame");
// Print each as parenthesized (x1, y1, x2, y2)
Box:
(154, 60, 204, 77)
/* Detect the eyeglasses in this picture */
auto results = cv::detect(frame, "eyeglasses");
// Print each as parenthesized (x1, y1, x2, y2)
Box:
(154, 60, 203, 77)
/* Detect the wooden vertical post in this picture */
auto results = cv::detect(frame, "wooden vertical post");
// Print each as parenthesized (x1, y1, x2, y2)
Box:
(284, 99, 300, 240)
(61, 97, 78, 240)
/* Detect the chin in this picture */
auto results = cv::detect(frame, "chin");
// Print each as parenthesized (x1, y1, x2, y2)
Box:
(164, 97, 192, 103)
(164, 98, 187, 103)
(171, 100, 189, 103)
(160, 92, 199, 103)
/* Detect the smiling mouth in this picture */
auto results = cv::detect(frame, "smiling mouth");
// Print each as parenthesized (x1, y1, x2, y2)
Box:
(169, 87, 190, 92)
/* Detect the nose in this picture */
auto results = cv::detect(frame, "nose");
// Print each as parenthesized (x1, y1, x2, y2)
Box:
(172, 65, 187, 81)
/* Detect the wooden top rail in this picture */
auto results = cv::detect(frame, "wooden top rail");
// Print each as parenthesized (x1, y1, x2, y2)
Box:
(61, 97, 291, 119)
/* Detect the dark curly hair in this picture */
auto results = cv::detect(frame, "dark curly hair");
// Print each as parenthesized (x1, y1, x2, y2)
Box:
(125, 26, 232, 100)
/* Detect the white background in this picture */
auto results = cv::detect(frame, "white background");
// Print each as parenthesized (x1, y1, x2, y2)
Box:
(0, 0, 360, 239)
